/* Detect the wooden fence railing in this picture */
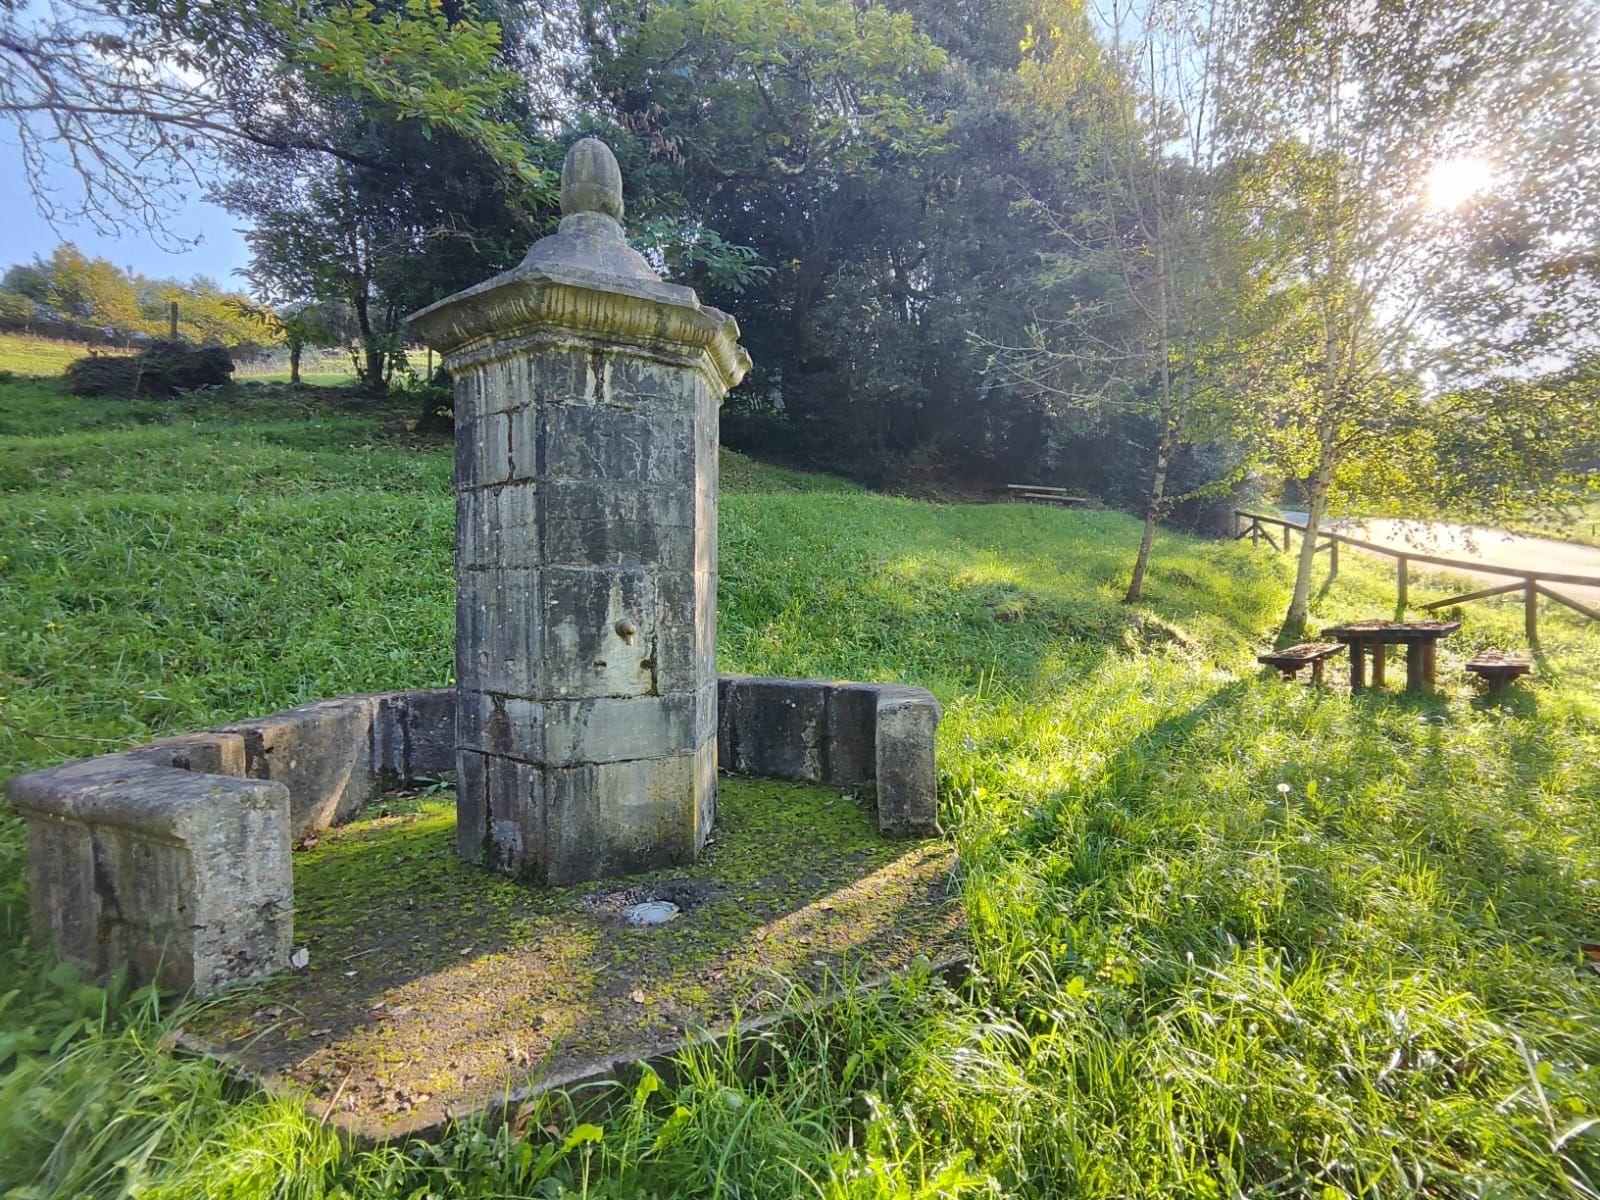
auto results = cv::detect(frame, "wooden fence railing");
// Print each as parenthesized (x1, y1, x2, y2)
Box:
(1234, 510, 1600, 642)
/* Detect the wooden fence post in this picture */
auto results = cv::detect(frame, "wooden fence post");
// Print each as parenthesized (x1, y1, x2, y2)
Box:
(168, 300, 179, 340)
(1328, 538, 1339, 580)
(1396, 556, 1408, 612)
(1525, 578, 1538, 644)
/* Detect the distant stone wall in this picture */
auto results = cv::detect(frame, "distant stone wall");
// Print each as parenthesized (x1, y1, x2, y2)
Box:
(6, 677, 940, 994)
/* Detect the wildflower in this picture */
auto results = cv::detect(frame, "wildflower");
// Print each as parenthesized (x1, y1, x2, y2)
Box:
(1275, 782, 1292, 795)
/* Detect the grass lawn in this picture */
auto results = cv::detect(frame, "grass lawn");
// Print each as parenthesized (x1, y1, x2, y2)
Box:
(0, 330, 360, 388)
(0, 332, 132, 377)
(3, 378, 1600, 1198)
(1514, 498, 1600, 549)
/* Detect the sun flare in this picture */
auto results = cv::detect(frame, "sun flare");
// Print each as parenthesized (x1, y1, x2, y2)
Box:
(1425, 156, 1497, 210)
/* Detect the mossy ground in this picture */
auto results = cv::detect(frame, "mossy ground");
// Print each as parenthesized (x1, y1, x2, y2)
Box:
(188, 777, 962, 1140)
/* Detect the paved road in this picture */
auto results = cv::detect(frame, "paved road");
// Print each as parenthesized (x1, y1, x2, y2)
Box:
(1279, 512, 1600, 609)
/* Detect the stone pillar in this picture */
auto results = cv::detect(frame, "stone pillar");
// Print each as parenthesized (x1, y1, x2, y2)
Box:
(410, 138, 748, 886)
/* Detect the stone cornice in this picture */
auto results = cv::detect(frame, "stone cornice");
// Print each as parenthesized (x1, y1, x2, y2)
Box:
(409, 264, 751, 394)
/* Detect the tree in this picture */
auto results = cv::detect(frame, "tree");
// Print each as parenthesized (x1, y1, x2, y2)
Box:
(1, 0, 543, 240)
(0, 244, 262, 344)
(982, 0, 1265, 601)
(582, 0, 1148, 487)
(1220, 0, 1600, 634)
(227, 299, 349, 385)
(219, 91, 556, 391)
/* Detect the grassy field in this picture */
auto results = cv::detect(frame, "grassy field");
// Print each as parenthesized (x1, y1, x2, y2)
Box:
(0, 330, 359, 387)
(4, 378, 1600, 1198)
(1515, 497, 1600, 548)
(0, 332, 133, 376)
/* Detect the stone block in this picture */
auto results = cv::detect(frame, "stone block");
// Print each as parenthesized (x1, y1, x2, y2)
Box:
(370, 694, 408, 781)
(402, 688, 457, 775)
(541, 752, 699, 884)
(537, 479, 695, 570)
(457, 568, 542, 695)
(874, 687, 942, 838)
(693, 730, 717, 850)
(654, 570, 715, 693)
(540, 565, 658, 698)
(537, 405, 695, 488)
(457, 410, 520, 488)
(823, 683, 878, 787)
(527, 347, 598, 407)
(455, 748, 489, 864)
(7, 753, 292, 994)
(124, 731, 247, 777)
(372, 689, 457, 780)
(457, 484, 540, 570)
(538, 693, 697, 765)
(213, 696, 383, 840)
(458, 690, 545, 760)
(605, 354, 700, 411)
(487, 756, 545, 876)
(718, 676, 827, 782)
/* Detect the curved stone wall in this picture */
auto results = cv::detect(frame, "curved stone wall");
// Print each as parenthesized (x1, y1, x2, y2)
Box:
(5, 679, 940, 995)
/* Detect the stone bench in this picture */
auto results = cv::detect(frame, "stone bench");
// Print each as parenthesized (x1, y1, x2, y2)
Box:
(5, 688, 456, 995)
(8, 754, 292, 995)
(8, 678, 941, 995)
(1257, 642, 1345, 684)
(716, 676, 943, 837)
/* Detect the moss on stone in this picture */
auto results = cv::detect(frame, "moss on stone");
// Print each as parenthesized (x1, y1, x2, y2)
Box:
(188, 777, 964, 1139)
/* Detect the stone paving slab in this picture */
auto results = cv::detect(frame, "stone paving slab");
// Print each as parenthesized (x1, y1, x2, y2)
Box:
(185, 777, 963, 1141)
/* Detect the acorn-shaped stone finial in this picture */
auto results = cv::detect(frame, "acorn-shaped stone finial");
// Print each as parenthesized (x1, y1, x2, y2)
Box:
(561, 137, 624, 223)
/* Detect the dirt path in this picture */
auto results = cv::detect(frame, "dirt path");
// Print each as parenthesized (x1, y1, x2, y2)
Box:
(1280, 512, 1600, 609)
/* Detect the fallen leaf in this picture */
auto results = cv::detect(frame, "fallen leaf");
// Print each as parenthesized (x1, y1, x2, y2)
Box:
(630, 988, 647, 1004)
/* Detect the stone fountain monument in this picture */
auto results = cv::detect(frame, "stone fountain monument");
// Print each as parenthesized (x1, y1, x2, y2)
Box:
(409, 138, 748, 885)
(5, 139, 942, 1010)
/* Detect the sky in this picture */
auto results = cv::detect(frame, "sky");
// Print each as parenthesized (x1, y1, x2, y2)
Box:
(0, 148, 251, 286)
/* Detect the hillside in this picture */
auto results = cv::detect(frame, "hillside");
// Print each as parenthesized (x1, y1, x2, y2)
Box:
(4, 379, 1600, 1198)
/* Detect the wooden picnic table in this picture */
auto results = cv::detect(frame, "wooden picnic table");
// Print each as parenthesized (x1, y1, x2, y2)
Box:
(1323, 620, 1462, 693)
(1004, 484, 1093, 508)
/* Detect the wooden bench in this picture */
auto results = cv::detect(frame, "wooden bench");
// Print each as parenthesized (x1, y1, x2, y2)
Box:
(1258, 642, 1345, 684)
(1005, 484, 1094, 508)
(1465, 651, 1532, 694)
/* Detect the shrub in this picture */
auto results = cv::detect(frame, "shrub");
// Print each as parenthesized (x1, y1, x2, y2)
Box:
(64, 353, 141, 397)
(65, 340, 234, 398)
(137, 339, 234, 393)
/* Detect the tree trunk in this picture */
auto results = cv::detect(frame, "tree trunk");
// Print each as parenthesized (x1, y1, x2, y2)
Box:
(1283, 437, 1336, 636)
(1124, 446, 1169, 603)
(1127, 233, 1175, 606)
(353, 291, 383, 391)
(289, 342, 302, 386)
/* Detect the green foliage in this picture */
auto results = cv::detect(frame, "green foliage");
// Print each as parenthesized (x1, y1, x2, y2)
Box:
(2, 0, 550, 237)
(2, 378, 1599, 1197)
(0, 245, 261, 346)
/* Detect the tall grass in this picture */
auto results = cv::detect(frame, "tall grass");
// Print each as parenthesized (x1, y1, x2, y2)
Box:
(3, 378, 1600, 1197)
